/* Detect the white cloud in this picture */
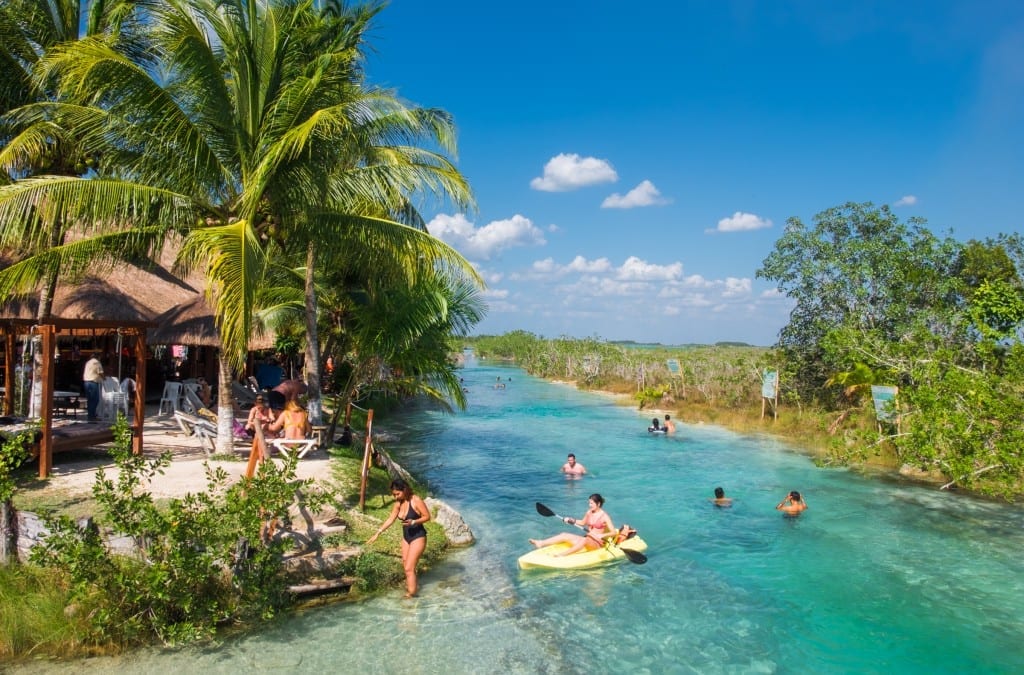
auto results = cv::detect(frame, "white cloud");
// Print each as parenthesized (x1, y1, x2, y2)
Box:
(601, 180, 670, 209)
(722, 277, 752, 297)
(616, 256, 683, 281)
(566, 255, 612, 274)
(893, 195, 918, 207)
(530, 153, 618, 192)
(709, 211, 773, 233)
(428, 213, 546, 261)
(481, 288, 509, 299)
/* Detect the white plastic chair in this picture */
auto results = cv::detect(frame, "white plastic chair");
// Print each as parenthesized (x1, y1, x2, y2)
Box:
(270, 438, 318, 459)
(101, 377, 128, 419)
(120, 377, 136, 411)
(159, 381, 183, 416)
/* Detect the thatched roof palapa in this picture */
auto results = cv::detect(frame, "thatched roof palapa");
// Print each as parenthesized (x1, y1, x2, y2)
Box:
(149, 295, 275, 350)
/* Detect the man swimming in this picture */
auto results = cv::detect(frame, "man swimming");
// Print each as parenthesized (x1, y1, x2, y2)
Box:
(560, 453, 587, 475)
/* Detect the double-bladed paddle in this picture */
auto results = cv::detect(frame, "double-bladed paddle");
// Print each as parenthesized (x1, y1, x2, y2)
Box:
(534, 502, 647, 564)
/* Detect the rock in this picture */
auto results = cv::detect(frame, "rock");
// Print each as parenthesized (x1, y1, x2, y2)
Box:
(425, 497, 475, 547)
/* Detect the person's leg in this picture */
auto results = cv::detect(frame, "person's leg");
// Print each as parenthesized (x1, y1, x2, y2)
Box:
(85, 381, 99, 419)
(529, 532, 580, 549)
(403, 536, 427, 597)
(556, 535, 596, 557)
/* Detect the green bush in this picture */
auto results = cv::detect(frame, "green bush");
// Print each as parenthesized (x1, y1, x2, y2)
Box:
(30, 418, 333, 647)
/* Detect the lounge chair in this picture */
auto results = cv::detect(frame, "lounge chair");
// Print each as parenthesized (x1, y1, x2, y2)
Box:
(174, 410, 217, 453)
(269, 437, 318, 459)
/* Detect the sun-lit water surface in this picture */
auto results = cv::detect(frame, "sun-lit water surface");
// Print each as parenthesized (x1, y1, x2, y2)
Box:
(17, 355, 1024, 674)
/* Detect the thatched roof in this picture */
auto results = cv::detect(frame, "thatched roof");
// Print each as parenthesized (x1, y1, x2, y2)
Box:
(1, 239, 202, 323)
(148, 295, 275, 349)
(148, 295, 218, 345)
(1, 240, 274, 349)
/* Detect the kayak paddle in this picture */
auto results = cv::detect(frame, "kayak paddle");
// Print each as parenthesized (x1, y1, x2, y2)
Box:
(534, 502, 647, 564)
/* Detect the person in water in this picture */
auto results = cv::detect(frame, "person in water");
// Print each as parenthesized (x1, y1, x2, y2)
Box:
(711, 486, 733, 507)
(776, 490, 807, 516)
(529, 493, 615, 557)
(648, 418, 662, 432)
(663, 414, 676, 433)
(366, 478, 431, 598)
(560, 453, 587, 475)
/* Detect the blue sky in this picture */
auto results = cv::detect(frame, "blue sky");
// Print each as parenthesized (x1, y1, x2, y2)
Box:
(365, 1, 1024, 346)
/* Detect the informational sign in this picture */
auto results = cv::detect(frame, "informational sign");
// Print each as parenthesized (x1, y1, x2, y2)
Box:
(871, 385, 898, 421)
(761, 370, 778, 398)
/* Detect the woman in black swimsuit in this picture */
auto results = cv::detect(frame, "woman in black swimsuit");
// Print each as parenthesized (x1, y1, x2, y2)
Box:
(366, 478, 431, 598)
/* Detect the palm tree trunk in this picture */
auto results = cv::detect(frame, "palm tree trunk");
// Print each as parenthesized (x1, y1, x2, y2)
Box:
(215, 350, 236, 455)
(0, 500, 15, 563)
(304, 243, 323, 426)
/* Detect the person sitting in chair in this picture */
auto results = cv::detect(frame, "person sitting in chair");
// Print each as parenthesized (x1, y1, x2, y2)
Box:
(268, 399, 311, 440)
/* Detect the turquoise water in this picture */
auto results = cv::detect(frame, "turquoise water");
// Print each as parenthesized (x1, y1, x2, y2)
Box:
(22, 356, 1024, 674)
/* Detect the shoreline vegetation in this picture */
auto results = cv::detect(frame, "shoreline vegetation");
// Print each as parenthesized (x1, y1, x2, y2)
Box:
(0, 415, 452, 664)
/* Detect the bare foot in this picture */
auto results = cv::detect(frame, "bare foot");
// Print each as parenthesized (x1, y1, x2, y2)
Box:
(529, 539, 541, 548)
(403, 592, 417, 599)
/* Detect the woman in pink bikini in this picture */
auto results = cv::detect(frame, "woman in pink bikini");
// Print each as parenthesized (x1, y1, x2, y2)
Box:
(529, 493, 615, 557)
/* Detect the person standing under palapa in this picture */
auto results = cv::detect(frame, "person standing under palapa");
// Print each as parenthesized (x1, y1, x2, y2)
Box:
(82, 354, 104, 422)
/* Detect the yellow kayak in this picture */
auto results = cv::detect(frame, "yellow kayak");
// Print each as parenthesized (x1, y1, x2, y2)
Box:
(517, 536, 648, 570)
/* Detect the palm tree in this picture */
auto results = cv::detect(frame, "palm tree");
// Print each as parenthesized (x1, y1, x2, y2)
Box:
(0, 0, 143, 317)
(0, 0, 481, 453)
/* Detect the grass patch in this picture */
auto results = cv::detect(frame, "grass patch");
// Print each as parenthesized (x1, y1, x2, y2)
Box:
(0, 564, 108, 661)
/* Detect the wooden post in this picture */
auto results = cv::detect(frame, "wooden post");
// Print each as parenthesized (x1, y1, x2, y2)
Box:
(3, 331, 13, 416)
(132, 329, 146, 456)
(244, 415, 269, 479)
(38, 325, 56, 478)
(358, 409, 374, 511)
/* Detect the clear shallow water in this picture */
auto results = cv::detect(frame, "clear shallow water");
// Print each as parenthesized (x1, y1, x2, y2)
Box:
(20, 356, 1024, 674)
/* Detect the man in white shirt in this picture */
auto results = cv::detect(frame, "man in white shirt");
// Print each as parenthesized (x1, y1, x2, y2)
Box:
(83, 355, 104, 421)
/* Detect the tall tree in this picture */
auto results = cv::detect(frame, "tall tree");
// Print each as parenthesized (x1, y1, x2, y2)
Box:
(756, 202, 961, 404)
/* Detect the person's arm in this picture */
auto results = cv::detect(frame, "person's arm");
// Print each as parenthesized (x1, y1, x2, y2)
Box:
(366, 503, 400, 544)
(267, 413, 283, 433)
(579, 464, 587, 474)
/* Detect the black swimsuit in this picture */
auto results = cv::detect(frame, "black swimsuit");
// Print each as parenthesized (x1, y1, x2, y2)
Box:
(401, 503, 427, 543)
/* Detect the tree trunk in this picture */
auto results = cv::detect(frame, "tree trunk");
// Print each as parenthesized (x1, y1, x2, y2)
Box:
(0, 499, 16, 564)
(215, 350, 236, 455)
(304, 243, 323, 426)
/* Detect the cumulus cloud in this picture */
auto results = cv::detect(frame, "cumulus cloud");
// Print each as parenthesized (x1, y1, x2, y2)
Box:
(566, 255, 613, 274)
(530, 153, 618, 192)
(601, 180, 670, 209)
(893, 195, 918, 207)
(721, 277, 752, 298)
(616, 256, 683, 281)
(428, 213, 545, 261)
(708, 211, 773, 233)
